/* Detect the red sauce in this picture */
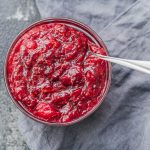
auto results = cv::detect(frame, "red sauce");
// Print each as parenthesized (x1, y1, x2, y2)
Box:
(7, 23, 108, 123)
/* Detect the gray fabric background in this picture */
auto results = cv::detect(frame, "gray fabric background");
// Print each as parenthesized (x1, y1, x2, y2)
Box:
(1, 0, 150, 149)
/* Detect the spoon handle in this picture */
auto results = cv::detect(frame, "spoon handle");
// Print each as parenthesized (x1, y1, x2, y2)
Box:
(96, 54, 150, 74)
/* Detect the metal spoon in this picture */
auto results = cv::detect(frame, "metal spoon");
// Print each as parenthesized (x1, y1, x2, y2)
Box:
(94, 53, 150, 74)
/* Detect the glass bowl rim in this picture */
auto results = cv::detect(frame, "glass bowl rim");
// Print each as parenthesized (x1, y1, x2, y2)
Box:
(4, 17, 112, 126)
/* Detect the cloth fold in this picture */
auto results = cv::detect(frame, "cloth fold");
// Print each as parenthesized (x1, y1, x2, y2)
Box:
(18, 0, 150, 149)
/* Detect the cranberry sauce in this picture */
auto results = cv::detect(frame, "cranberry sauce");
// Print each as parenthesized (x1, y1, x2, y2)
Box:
(7, 23, 108, 123)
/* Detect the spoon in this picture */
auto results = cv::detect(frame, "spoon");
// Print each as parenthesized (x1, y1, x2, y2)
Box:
(94, 53, 150, 74)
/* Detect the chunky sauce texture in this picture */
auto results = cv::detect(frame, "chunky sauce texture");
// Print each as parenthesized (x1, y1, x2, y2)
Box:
(7, 23, 108, 123)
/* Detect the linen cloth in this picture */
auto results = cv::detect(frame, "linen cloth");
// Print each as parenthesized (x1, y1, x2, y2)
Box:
(18, 0, 150, 149)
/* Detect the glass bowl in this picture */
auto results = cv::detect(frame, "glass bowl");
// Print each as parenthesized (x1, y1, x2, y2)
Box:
(4, 18, 111, 126)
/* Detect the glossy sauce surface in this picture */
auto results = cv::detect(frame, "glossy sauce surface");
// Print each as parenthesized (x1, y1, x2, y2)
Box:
(7, 23, 108, 123)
